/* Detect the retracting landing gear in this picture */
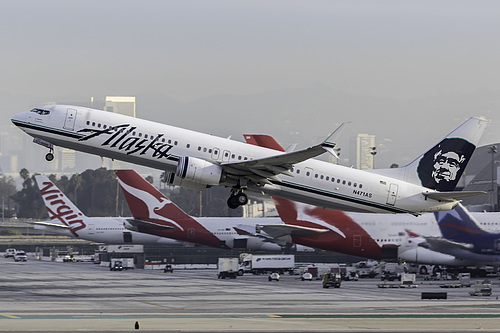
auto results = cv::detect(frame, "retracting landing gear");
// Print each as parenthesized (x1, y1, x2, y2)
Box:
(227, 189, 248, 209)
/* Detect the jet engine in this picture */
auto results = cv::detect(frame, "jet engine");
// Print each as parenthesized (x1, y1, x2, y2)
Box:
(164, 157, 225, 190)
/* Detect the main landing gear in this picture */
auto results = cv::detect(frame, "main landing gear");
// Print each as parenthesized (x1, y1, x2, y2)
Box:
(227, 189, 248, 209)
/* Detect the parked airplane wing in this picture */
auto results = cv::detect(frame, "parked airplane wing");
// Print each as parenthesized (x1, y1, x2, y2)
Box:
(423, 191, 486, 202)
(423, 237, 473, 253)
(126, 218, 176, 231)
(235, 223, 328, 239)
(222, 123, 348, 181)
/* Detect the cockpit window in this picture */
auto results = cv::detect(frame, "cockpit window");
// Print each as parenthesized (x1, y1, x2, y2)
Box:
(30, 108, 50, 115)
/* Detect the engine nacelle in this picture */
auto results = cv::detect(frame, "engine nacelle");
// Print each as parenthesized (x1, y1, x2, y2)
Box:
(164, 171, 210, 191)
(176, 156, 223, 186)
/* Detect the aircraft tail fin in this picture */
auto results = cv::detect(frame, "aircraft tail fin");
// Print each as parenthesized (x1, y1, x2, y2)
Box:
(370, 117, 488, 191)
(434, 203, 488, 242)
(34, 175, 87, 237)
(115, 170, 191, 224)
(244, 134, 285, 152)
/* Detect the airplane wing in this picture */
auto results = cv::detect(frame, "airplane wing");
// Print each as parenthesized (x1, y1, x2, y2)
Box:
(234, 224, 328, 239)
(126, 218, 176, 231)
(423, 191, 486, 202)
(422, 236, 473, 253)
(223, 123, 348, 184)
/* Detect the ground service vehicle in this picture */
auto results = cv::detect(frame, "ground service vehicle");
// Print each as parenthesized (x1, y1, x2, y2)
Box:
(13, 251, 27, 262)
(4, 248, 16, 258)
(322, 272, 341, 288)
(269, 272, 280, 281)
(238, 254, 295, 275)
(218, 258, 238, 279)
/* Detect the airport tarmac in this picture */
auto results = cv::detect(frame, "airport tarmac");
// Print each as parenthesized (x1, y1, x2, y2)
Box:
(1, 256, 500, 332)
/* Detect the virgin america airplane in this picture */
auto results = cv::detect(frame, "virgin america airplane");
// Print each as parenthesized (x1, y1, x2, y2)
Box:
(12, 105, 487, 215)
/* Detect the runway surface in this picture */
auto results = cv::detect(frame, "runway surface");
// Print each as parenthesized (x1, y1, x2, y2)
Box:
(1, 256, 500, 332)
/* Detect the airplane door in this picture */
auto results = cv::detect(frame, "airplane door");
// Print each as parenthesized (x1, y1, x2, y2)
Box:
(88, 224, 94, 234)
(222, 150, 231, 162)
(63, 108, 77, 130)
(386, 184, 399, 206)
(353, 235, 362, 248)
(123, 232, 133, 243)
(212, 148, 220, 160)
(303, 167, 314, 184)
(187, 228, 195, 239)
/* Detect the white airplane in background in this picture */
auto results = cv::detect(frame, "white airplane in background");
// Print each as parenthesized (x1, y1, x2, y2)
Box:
(115, 169, 313, 251)
(12, 105, 488, 215)
(33, 174, 183, 245)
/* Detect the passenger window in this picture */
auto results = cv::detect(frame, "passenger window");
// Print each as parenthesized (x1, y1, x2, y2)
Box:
(306, 172, 310, 176)
(186, 144, 190, 148)
(342, 180, 346, 185)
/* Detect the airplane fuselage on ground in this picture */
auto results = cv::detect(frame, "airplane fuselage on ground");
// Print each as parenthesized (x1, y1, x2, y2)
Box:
(12, 105, 480, 215)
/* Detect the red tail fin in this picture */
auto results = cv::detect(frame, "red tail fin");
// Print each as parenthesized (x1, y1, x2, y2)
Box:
(115, 170, 191, 222)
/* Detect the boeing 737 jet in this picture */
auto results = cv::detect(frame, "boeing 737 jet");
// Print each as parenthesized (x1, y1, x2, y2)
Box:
(115, 169, 313, 251)
(12, 105, 487, 215)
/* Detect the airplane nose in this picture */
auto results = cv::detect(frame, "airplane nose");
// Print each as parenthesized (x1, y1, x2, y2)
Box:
(11, 111, 26, 126)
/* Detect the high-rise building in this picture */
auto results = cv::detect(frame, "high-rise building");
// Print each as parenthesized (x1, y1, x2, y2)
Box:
(356, 134, 376, 170)
(104, 96, 136, 117)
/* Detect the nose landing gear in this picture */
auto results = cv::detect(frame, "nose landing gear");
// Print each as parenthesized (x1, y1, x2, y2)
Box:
(45, 149, 54, 162)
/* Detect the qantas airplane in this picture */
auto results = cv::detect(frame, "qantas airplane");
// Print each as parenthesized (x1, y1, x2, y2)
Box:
(242, 198, 500, 267)
(12, 105, 487, 215)
(115, 169, 314, 251)
(32, 174, 183, 245)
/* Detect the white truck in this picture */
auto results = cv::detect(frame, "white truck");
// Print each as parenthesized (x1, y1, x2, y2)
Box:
(217, 258, 239, 279)
(238, 254, 295, 276)
(110, 258, 134, 271)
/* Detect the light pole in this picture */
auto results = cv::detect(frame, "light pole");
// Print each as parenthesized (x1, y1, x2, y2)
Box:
(370, 146, 377, 169)
(490, 145, 498, 211)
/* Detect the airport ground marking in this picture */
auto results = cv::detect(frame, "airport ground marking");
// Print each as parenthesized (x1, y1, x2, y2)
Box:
(1, 315, 20, 319)
(134, 300, 185, 310)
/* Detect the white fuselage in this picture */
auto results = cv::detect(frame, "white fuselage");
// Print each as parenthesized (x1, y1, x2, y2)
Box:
(12, 105, 459, 215)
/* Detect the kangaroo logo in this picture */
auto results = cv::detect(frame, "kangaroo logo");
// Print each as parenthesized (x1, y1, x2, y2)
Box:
(38, 181, 86, 237)
(417, 138, 475, 191)
(117, 178, 185, 231)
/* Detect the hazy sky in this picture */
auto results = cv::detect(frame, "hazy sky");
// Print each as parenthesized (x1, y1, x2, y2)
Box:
(2, 1, 500, 174)
(3, 0, 500, 103)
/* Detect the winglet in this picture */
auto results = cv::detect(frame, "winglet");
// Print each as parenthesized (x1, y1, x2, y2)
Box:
(321, 122, 350, 158)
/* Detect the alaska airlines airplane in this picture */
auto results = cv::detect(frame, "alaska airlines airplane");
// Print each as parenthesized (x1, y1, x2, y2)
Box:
(12, 105, 487, 215)
(116, 169, 313, 251)
(33, 174, 182, 245)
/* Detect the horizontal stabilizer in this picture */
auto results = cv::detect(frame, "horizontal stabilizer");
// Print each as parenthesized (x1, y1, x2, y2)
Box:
(423, 191, 486, 202)
(29, 221, 70, 229)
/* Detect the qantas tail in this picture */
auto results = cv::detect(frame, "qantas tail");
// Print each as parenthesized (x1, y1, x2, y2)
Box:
(434, 203, 488, 242)
(115, 170, 191, 229)
(34, 175, 87, 237)
(370, 117, 488, 191)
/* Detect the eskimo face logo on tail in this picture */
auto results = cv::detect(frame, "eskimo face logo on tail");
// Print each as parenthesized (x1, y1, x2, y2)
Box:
(39, 181, 86, 237)
(417, 138, 475, 191)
